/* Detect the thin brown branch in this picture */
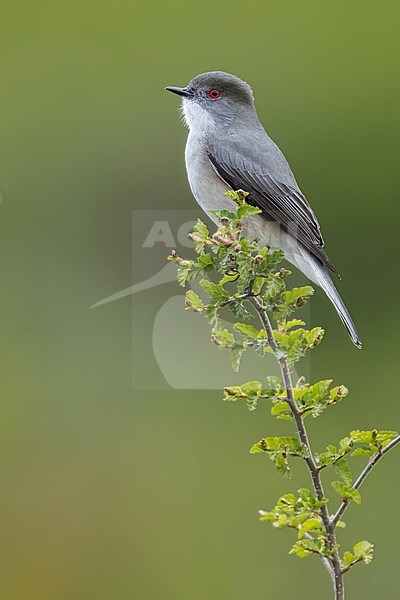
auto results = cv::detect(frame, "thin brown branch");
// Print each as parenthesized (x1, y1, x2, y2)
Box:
(249, 296, 345, 600)
(332, 434, 400, 526)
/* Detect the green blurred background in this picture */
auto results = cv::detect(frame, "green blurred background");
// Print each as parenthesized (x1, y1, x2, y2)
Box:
(1, 1, 399, 598)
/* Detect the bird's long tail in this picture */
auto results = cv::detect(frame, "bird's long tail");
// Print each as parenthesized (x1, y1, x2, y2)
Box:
(283, 240, 362, 348)
(256, 228, 362, 348)
(312, 264, 362, 349)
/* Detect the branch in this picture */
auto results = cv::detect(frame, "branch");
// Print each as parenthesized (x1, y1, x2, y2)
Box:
(249, 297, 345, 600)
(332, 434, 400, 526)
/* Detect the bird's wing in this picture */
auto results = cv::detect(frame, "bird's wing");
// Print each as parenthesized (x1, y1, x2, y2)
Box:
(206, 140, 339, 277)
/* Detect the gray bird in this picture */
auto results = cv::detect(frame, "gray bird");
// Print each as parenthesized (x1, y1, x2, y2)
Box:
(166, 71, 361, 348)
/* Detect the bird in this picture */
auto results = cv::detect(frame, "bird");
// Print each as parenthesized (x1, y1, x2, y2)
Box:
(166, 71, 361, 348)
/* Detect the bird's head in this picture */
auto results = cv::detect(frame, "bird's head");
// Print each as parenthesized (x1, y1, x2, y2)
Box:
(166, 71, 255, 132)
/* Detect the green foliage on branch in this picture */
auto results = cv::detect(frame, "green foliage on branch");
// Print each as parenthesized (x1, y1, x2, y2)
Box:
(168, 190, 400, 597)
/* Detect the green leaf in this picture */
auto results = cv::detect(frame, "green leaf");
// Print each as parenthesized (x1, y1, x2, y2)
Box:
(175, 261, 195, 286)
(197, 253, 214, 269)
(289, 537, 330, 559)
(292, 379, 347, 418)
(250, 436, 308, 477)
(327, 429, 400, 459)
(231, 343, 245, 372)
(225, 189, 249, 205)
(259, 488, 328, 537)
(253, 248, 284, 277)
(193, 219, 209, 239)
(210, 208, 237, 222)
(226, 376, 282, 410)
(349, 430, 375, 444)
(295, 379, 332, 402)
(304, 327, 325, 349)
(285, 319, 306, 331)
(199, 280, 230, 303)
(191, 219, 209, 254)
(219, 272, 238, 285)
(262, 274, 285, 310)
(328, 385, 349, 405)
(236, 252, 253, 293)
(170, 253, 214, 286)
(227, 299, 254, 321)
(298, 518, 323, 539)
(237, 204, 262, 219)
(289, 541, 312, 558)
(332, 481, 361, 505)
(204, 304, 220, 328)
(274, 285, 314, 320)
(336, 520, 346, 528)
(338, 436, 353, 453)
(265, 376, 284, 392)
(342, 550, 355, 567)
(350, 429, 398, 451)
(354, 541, 374, 564)
(341, 541, 374, 570)
(252, 277, 266, 295)
(350, 447, 374, 457)
(223, 380, 265, 411)
(250, 436, 306, 455)
(233, 322, 269, 358)
(233, 323, 261, 340)
(273, 327, 325, 366)
(184, 290, 204, 313)
(211, 328, 235, 348)
(284, 286, 314, 306)
(271, 400, 293, 422)
(333, 457, 353, 487)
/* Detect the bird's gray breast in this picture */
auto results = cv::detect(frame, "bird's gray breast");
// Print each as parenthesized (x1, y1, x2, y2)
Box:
(185, 132, 232, 224)
(184, 132, 276, 247)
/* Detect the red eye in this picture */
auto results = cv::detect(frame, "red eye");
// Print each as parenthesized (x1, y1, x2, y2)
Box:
(208, 88, 221, 99)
